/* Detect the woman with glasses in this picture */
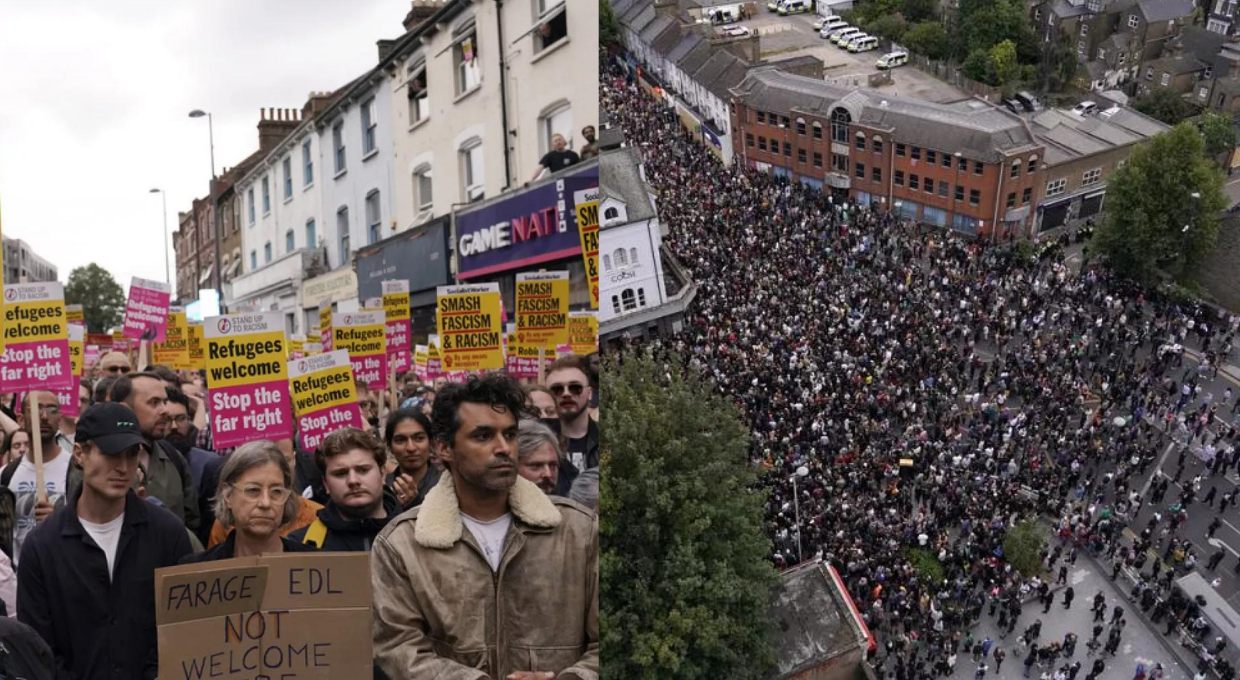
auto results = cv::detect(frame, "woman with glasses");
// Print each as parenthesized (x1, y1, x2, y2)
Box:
(181, 440, 317, 562)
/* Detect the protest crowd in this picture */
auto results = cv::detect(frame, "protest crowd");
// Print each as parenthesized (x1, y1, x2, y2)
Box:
(0, 336, 599, 678)
(604, 61, 1240, 680)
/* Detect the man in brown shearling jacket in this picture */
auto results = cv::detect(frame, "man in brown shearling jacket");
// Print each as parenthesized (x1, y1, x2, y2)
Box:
(371, 374, 598, 680)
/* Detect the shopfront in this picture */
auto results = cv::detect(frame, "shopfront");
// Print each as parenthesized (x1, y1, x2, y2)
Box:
(356, 216, 450, 341)
(454, 161, 598, 314)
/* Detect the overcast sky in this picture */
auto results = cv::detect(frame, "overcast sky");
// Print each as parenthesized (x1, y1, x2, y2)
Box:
(0, 0, 406, 294)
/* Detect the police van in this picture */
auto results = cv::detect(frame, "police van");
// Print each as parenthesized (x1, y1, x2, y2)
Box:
(848, 35, 879, 52)
(876, 50, 909, 69)
(777, 0, 813, 14)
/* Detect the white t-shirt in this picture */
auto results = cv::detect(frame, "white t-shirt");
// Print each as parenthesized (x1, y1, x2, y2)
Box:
(461, 512, 512, 572)
(79, 513, 125, 581)
(10, 451, 71, 566)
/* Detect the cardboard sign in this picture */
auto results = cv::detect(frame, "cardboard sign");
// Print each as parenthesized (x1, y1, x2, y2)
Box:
(84, 344, 100, 373)
(155, 552, 373, 680)
(288, 350, 365, 451)
(154, 308, 191, 370)
(187, 324, 206, 370)
(112, 331, 130, 354)
(505, 333, 551, 378)
(319, 304, 333, 353)
(68, 324, 84, 377)
(332, 312, 386, 390)
(413, 344, 429, 382)
(204, 314, 292, 449)
(436, 283, 503, 372)
(0, 283, 73, 391)
(288, 334, 306, 361)
(65, 304, 84, 327)
(568, 311, 598, 356)
(426, 339, 443, 381)
(123, 277, 172, 343)
(382, 280, 412, 374)
(574, 187, 600, 309)
(516, 271, 569, 349)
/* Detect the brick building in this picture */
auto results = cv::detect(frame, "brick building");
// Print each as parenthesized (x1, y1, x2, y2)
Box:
(729, 69, 1045, 238)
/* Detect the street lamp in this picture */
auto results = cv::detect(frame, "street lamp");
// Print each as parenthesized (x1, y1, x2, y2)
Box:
(791, 465, 809, 564)
(189, 109, 223, 312)
(953, 152, 963, 231)
(148, 188, 170, 285)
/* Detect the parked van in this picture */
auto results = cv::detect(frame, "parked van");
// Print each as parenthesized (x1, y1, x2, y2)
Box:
(832, 27, 864, 45)
(778, 0, 813, 14)
(876, 50, 908, 69)
(819, 16, 848, 35)
(1015, 90, 1042, 112)
(848, 35, 879, 52)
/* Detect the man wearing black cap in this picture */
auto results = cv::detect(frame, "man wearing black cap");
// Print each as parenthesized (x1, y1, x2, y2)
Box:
(17, 403, 193, 680)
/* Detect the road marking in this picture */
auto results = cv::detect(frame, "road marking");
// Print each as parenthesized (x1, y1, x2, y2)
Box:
(1208, 536, 1240, 558)
(1142, 443, 1178, 496)
(1072, 569, 1088, 585)
(1223, 517, 1240, 540)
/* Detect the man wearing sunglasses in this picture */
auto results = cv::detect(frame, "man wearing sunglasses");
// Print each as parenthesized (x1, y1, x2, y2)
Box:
(97, 351, 131, 377)
(544, 355, 599, 496)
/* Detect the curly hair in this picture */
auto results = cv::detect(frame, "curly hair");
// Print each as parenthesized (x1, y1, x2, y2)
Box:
(315, 427, 387, 475)
(430, 374, 530, 448)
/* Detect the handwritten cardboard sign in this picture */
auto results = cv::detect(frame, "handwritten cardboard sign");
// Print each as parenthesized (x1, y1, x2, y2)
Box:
(204, 313, 292, 449)
(288, 350, 365, 451)
(123, 277, 172, 343)
(155, 552, 372, 680)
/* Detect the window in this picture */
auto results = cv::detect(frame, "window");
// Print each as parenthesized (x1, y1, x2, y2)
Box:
(910, 173, 919, 188)
(283, 157, 293, 199)
(758, 137, 767, 151)
(638, 288, 647, 306)
(630, 247, 638, 265)
(923, 176, 934, 193)
(541, 103, 573, 155)
(333, 122, 346, 174)
(896, 143, 907, 157)
(366, 190, 382, 244)
(1081, 23, 1089, 34)
(812, 122, 823, 139)
(1046, 178, 1067, 196)
(746, 133, 755, 147)
(361, 97, 377, 155)
(969, 189, 980, 206)
(831, 153, 847, 172)
(955, 184, 964, 202)
(855, 132, 866, 150)
(941, 153, 951, 168)
(614, 248, 628, 267)
(604, 207, 618, 221)
(414, 166, 433, 213)
(911, 146, 921, 161)
(973, 160, 983, 175)
(305, 219, 316, 248)
(247, 188, 255, 225)
(783, 141, 792, 157)
(250, 251, 257, 269)
(533, 0, 568, 52)
(813, 152, 823, 168)
(757, 111, 766, 124)
(957, 155, 967, 171)
(1200, 86, 1210, 99)
(798, 148, 808, 164)
(926, 149, 937, 165)
(1006, 192, 1016, 209)
(264, 242, 272, 263)
(1082, 167, 1101, 185)
(337, 207, 350, 266)
(261, 176, 270, 215)
(1028, 155, 1038, 174)
(938, 180, 949, 197)
(781, 116, 790, 128)
(872, 136, 883, 153)
(830, 108, 851, 143)
(1160, 72, 1170, 86)
(1128, 13, 1138, 27)
(611, 296, 621, 314)
(603, 254, 612, 271)
(1119, 52, 1126, 64)
(1022, 187, 1032, 204)
(303, 140, 313, 186)
(894, 170, 905, 187)
(796, 118, 806, 135)
(1145, 67, 1154, 80)
(855, 162, 865, 178)
(454, 28, 481, 94)
(461, 140, 484, 202)
(621, 289, 637, 312)
(872, 167, 882, 182)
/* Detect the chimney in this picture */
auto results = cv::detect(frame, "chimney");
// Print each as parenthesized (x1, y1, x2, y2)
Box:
(301, 90, 337, 123)
(378, 38, 398, 61)
(403, 0, 444, 32)
(713, 32, 760, 63)
(257, 106, 300, 151)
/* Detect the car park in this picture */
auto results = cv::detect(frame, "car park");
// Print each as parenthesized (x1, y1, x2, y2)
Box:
(832, 27, 864, 45)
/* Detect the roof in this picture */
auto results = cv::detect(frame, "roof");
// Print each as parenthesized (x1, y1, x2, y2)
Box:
(610, 0, 640, 16)
(1145, 53, 1208, 76)
(678, 40, 715, 74)
(1177, 26, 1227, 63)
(650, 19, 684, 53)
(731, 69, 1039, 162)
(770, 561, 869, 680)
(1136, 0, 1194, 22)
(626, 4, 658, 34)
(619, 0, 652, 23)
(707, 55, 752, 100)
(1215, 76, 1240, 96)
(640, 14, 675, 42)
(666, 30, 706, 64)
(599, 147, 656, 227)
(1102, 32, 1133, 51)
(693, 50, 736, 96)
(1081, 60, 1109, 81)
(1051, 0, 1092, 18)
(1028, 105, 1169, 165)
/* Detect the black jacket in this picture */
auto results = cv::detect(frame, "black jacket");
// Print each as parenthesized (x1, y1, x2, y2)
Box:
(179, 529, 318, 564)
(383, 464, 441, 509)
(287, 489, 401, 551)
(16, 488, 193, 680)
(542, 417, 599, 496)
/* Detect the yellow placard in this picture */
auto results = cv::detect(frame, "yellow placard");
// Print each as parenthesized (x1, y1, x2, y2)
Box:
(154, 312, 190, 370)
(66, 305, 84, 326)
(288, 337, 304, 357)
(289, 364, 358, 415)
(0, 190, 5, 354)
(69, 330, 83, 377)
(319, 306, 333, 350)
(414, 345, 428, 367)
(383, 293, 410, 321)
(436, 286, 504, 371)
(333, 323, 385, 357)
(205, 330, 286, 389)
(568, 312, 598, 356)
(186, 325, 205, 369)
(516, 272, 570, 349)
(574, 188, 600, 309)
(4, 300, 68, 342)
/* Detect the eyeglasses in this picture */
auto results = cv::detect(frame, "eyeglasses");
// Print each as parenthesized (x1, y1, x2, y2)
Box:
(105, 365, 131, 374)
(549, 382, 585, 396)
(233, 485, 289, 502)
(35, 404, 60, 414)
(170, 414, 189, 424)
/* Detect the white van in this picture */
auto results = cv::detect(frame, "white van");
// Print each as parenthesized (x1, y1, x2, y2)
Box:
(832, 27, 863, 45)
(778, 0, 813, 14)
(819, 17, 848, 36)
(848, 35, 879, 52)
(876, 50, 908, 69)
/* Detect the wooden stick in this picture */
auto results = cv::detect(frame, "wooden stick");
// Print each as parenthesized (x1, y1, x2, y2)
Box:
(28, 392, 46, 504)
(388, 358, 397, 416)
(537, 346, 546, 385)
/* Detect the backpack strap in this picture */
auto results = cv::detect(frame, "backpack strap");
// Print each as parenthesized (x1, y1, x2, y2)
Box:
(0, 456, 21, 488)
(302, 518, 327, 547)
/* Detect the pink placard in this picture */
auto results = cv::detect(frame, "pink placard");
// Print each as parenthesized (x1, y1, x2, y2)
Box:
(349, 352, 387, 390)
(84, 344, 100, 372)
(122, 277, 171, 343)
(0, 340, 73, 392)
(386, 320, 411, 373)
(297, 403, 365, 451)
(55, 377, 81, 418)
(207, 381, 292, 449)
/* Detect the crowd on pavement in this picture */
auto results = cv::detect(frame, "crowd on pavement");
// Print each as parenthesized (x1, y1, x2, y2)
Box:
(0, 349, 600, 679)
(603, 60, 1240, 680)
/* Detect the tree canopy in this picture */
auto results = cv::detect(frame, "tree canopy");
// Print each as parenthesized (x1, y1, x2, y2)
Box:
(1131, 87, 1199, 125)
(602, 352, 778, 680)
(64, 263, 126, 333)
(601, 0, 621, 48)
(1199, 112, 1238, 165)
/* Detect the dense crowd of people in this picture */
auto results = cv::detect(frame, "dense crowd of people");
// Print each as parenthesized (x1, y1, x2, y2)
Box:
(604, 61, 1240, 680)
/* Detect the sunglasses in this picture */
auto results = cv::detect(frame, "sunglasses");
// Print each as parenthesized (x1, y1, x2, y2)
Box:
(105, 365, 131, 374)
(549, 382, 585, 397)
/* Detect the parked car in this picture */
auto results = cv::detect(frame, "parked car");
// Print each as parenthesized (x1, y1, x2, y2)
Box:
(719, 25, 752, 37)
(1072, 101, 1098, 116)
(832, 27, 864, 45)
(1015, 90, 1042, 112)
(876, 50, 908, 69)
(1003, 98, 1023, 114)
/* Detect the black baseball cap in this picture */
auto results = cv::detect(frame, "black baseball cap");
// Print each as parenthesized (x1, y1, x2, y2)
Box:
(75, 403, 147, 456)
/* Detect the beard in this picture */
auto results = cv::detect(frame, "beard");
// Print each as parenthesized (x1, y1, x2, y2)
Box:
(166, 426, 198, 456)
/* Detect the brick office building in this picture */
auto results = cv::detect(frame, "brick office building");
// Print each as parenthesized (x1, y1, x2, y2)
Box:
(729, 69, 1046, 238)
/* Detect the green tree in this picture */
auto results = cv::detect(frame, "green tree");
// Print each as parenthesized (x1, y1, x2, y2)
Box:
(865, 14, 909, 42)
(601, 0, 620, 48)
(902, 0, 938, 23)
(989, 39, 1021, 87)
(903, 21, 950, 59)
(962, 47, 993, 84)
(1092, 123, 1228, 280)
(1131, 87, 1198, 125)
(64, 263, 126, 333)
(955, 0, 1035, 61)
(1199, 112, 1238, 165)
(602, 352, 778, 680)
(1002, 520, 1047, 577)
